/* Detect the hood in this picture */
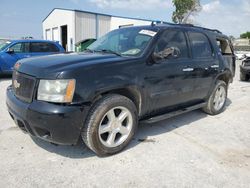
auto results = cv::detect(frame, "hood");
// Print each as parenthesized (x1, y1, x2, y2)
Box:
(17, 52, 127, 78)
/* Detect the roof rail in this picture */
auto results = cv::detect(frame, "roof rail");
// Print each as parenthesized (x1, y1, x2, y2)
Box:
(151, 21, 222, 34)
(189, 25, 222, 34)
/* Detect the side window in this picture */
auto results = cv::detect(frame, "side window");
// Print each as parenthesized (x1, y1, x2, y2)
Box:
(10, 43, 29, 53)
(189, 32, 213, 58)
(216, 39, 232, 55)
(155, 30, 189, 59)
(47, 43, 60, 52)
(30, 42, 59, 53)
(10, 43, 22, 53)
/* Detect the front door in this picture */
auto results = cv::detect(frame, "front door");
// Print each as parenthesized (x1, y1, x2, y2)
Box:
(144, 29, 196, 114)
(1, 42, 30, 71)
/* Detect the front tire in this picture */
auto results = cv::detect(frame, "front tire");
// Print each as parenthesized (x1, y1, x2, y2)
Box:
(203, 80, 228, 115)
(81, 94, 138, 156)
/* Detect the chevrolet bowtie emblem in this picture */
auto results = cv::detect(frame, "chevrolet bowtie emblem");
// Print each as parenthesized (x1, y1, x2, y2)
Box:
(13, 80, 20, 89)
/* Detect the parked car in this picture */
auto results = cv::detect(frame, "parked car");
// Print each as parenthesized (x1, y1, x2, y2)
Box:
(235, 51, 250, 60)
(0, 40, 65, 75)
(240, 56, 250, 81)
(75, 38, 96, 52)
(6, 24, 235, 156)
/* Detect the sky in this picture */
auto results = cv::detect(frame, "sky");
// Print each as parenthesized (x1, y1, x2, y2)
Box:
(0, 0, 249, 39)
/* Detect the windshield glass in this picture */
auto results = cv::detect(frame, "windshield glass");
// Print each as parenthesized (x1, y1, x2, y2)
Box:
(0, 41, 11, 51)
(87, 27, 158, 56)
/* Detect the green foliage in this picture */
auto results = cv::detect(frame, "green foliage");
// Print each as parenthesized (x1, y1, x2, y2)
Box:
(172, 0, 201, 24)
(240, 32, 250, 39)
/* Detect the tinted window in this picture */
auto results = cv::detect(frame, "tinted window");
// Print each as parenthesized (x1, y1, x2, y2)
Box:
(10, 43, 29, 53)
(155, 30, 189, 58)
(30, 42, 59, 53)
(189, 32, 212, 58)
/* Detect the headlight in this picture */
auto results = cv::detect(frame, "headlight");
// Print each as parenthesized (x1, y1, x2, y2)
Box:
(37, 79, 76, 103)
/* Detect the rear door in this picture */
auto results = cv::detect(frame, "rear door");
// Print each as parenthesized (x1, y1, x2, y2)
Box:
(29, 42, 60, 57)
(144, 29, 197, 114)
(187, 31, 219, 100)
(1, 42, 30, 71)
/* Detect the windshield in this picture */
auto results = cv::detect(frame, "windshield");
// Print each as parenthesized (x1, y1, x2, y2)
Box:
(87, 27, 158, 56)
(0, 41, 11, 51)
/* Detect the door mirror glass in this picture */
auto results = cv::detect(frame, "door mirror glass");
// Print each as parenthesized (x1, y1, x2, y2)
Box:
(154, 47, 180, 60)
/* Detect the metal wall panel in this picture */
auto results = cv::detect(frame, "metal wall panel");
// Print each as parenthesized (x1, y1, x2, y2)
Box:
(75, 12, 96, 43)
(97, 15, 111, 38)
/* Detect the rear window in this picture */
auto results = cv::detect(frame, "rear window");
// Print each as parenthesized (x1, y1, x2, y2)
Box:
(189, 32, 213, 58)
(30, 42, 59, 53)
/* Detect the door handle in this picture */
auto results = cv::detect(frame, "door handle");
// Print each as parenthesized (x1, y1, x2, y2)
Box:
(182, 68, 194, 72)
(211, 65, 219, 68)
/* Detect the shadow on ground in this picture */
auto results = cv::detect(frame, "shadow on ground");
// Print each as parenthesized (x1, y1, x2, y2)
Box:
(29, 99, 232, 158)
(32, 137, 96, 159)
(0, 74, 12, 82)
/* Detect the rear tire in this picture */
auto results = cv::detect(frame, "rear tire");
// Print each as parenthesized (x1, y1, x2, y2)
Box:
(203, 80, 228, 115)
(81, 94, 138, 156)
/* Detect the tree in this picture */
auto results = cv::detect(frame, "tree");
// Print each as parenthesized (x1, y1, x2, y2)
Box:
(172, 0, 202, 24)
(240, 32, 250, 39)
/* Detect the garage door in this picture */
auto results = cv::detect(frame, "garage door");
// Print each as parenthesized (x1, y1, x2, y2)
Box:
(52, 27, 59, 41)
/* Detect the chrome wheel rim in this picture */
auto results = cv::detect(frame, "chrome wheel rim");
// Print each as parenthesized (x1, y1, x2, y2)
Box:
(98, 107, 133, 148)
(213, 86, 226, 111)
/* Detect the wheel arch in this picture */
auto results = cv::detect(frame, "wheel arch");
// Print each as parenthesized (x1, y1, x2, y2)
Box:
(215, 70, 232, 85)
(91, 86, 143, 116)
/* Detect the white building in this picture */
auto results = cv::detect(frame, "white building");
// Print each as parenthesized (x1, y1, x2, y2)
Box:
(42, 8, 154, 51)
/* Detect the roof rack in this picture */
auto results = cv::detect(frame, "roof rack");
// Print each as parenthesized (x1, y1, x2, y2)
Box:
(151, 21, 222, 34)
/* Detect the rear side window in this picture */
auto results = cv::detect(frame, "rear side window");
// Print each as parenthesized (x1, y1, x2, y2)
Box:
(189, 32, 213, 58)
(155, 30, 189, 58)
(30, 42, 59, 53)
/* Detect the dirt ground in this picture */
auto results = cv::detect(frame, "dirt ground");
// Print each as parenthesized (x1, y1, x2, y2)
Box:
(0, 61, 249, 188)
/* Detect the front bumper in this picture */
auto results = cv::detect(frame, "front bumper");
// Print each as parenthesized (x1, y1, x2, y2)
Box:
(6, 86, 89, 145)
(240, 65, 250, 75)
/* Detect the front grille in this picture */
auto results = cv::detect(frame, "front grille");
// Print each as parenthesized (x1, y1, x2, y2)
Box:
(12, 71, 36, 103)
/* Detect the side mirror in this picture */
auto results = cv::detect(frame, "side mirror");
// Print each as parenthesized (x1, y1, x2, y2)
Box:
(153, 47, 180, 60)
(6, 48, 14, 54)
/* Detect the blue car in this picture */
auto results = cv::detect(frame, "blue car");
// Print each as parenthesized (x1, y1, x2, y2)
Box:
(0, 40, 65, 75)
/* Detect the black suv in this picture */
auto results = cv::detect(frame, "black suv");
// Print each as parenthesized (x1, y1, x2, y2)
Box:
(6, 24, 235, 156)
(240, 56, 250, 81)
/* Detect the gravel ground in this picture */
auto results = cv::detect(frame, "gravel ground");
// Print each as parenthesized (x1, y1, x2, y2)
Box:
(0, 61, 249, 188)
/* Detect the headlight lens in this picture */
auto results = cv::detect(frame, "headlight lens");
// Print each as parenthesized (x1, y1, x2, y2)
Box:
(37, 79, 76, 103)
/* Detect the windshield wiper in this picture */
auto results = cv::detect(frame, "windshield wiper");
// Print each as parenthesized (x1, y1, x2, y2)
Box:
(84, 48, 95, 53)
(98, 49, 122, 56)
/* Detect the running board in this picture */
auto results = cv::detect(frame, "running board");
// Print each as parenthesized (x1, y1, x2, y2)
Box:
(141, 102, 206, 124)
